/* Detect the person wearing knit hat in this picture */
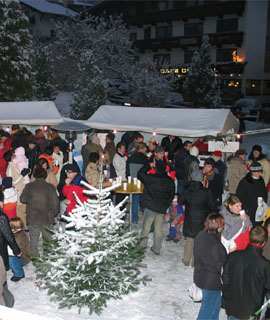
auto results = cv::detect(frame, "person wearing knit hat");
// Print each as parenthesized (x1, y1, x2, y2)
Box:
(203, 157, 223, 205)
(227, 149, 248, 194)
(236, 160, 267, 225)
(212, 151, 226, 186)
(248, 144, 270, 186)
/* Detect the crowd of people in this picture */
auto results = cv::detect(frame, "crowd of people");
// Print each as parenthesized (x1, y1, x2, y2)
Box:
(0, 126, 270, 319)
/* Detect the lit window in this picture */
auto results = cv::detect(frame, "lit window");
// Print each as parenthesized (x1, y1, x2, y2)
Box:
(245, 80, 261, 96)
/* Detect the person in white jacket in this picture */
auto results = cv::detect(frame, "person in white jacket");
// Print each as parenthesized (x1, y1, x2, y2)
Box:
(113, 142, 127, 180)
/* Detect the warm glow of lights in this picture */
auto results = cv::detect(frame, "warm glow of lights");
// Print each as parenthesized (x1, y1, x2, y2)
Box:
(237, 134, 241, 139)
(232, 51, 244, 62)
(5, 127, 10, 132)
(252, 84, 256, 87)
(113, 130, 117, 134)
(153, 132, 157, 136)
(43, 125, 48, 132)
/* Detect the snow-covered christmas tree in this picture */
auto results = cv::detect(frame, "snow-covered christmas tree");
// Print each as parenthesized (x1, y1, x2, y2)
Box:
(0, 0, 34, 101)
(70, 50, 107, 120)
(35, 173, 147, 315)
(183, 35, 221, 108)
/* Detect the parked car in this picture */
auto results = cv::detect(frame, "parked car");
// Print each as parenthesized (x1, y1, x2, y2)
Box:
(231, 98, 262, 121)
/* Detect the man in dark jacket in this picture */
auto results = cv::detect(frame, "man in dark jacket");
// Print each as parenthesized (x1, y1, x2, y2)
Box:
(161, 135, 182, 162)
(236, 161, 267, 225)
(20, 167, 59, 256)
(138, 161, 175, 255)
(222, 226, 270, 319)
(175, 140, 192, 194)
(181, 169, 217, 266)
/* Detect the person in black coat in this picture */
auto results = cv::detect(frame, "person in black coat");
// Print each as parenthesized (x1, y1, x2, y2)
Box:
(194, 213, 227, 320)
(138, 161, 175, 255)
(236, 161, 267, 226)
(222, 226, 270, 319)
(161, 135, 182, 162)
(25, 140, 41, 177)
(180, 169, 217, 267)
(175, 140, 192, 194)
(0, 192, 21, 271)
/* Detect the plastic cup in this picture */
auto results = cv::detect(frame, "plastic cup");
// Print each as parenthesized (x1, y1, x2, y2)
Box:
(109, 178, 113, 183)
(137, 180, 141, 189)
(239, 210, 245, 216)
(123, 182, 127, 191)
(104, 170, 108, 176)
(133, 177, 137, 185)
(128, 176, 132, 183)
(119, 176, 122, 184)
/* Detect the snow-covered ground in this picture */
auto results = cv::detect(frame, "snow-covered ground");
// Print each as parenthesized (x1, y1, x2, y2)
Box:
(2, 118, 270, 320)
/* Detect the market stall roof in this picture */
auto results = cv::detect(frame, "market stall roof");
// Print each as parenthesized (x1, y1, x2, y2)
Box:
(86, 105, 239, 137)
(0, 101, 63, 125)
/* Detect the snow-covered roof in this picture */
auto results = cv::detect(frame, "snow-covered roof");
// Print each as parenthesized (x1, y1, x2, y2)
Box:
(86, 105, 239, 137)
(0, 101, 63, 125)
(20, 0, 78, 17)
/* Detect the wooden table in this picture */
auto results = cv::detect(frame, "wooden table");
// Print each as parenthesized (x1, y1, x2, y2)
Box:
(115, 182, 144, 230)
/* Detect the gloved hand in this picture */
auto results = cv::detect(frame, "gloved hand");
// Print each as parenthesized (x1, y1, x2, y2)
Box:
(21, 168, 30, 177)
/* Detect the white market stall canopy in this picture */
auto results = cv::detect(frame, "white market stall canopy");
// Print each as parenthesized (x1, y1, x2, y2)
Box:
(86, 105, 239, 137)
(0, 101, 63, 125)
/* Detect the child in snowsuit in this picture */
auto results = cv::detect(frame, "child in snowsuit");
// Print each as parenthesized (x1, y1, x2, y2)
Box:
(166, 195, 184, 242)
(8, 217, 31, 282)
(2, 177, 17, 220)
(14, 147, 30, 184)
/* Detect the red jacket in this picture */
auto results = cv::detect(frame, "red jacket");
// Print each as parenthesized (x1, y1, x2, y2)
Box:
(0, 139, 12, 179)
(148, 154, 176, 180)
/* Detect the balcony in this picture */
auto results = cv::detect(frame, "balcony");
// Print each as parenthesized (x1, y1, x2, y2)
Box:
(127, 1, 246, 26)
(133, 31, 244, 52)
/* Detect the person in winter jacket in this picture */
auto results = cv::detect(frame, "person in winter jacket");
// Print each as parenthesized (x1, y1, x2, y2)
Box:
(34, 129, 48, 154)
(194, 213, 227, 320)
(248, 144, 270, 186)
(62, 163, 88, 217)
(8, 217, 31, 281)
(203, 157, 223, 205)
(113, 142, 127, 180)
(31, 158, 58, 189)
(49, 130, 67, 154)
(81, 133, 103, 175)
(175, 140, 192, 194)
(227, 148, 248, 194)
(138, 160, 175, 255)
(220, 194, 252, 253)
(183, 146, 200, 188)
(13, 147, 30, 185)
(104, 133, 116, 165)
(127, 133, 144, 157)
(5, 150, 28, 229)
(212, 150, 227, 186)
(165, 195, 184, 242)
(85, 152, 100, 188)
(0, 131, 12, 179)
(222, 226, 270, 319)
(0, 191, 21, 272)
(161, 135, 182, 162)
(2, 177, 17, 220)
(52, 143, 63, 183)
(147, 146, 176, 181)
(20, 167, 59, 256)
(39, 146, 59, 177)
(180, 169, 217, 267)
(25, 140, 41, 178)
(236, 161, 267, 225)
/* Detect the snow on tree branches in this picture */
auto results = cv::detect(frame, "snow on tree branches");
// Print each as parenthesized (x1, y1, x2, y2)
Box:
(183, 35, 221, 108)
(35, 179, 147, 315)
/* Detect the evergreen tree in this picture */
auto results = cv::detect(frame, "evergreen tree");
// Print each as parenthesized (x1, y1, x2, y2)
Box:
(0, 0, 34, 101)
(35, 172, 147, 315)
(70, 50, 107, 120)
(33, 38, 55, 100)
(183, 35, 221, 108)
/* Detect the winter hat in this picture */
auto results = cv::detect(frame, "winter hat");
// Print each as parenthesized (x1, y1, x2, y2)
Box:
(235, 149, 247, 157)
(106, 133, 115, 142)
(2, 177, 12, 189)
(155, 146, 165, 153)
(250, 161, 263, 172)
(65, 163, 80, 173)
(190, 146, 199, 157)
(190, 169, 203, 182)
(204, 157, 215, 168)
(252, 145, 262, 153)
(212, 150, 222, 158)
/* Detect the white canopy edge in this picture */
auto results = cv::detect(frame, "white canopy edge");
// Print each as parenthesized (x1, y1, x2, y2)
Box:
(0, 101, 63, 125)
(85, 105, 239, 137)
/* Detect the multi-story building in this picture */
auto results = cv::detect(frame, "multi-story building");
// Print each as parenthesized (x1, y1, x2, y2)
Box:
(90, 0, 270, 104)
(20, 0, 77, 38)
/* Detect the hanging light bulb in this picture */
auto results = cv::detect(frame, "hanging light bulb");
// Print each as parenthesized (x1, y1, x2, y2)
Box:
(113, 130, 117, 134)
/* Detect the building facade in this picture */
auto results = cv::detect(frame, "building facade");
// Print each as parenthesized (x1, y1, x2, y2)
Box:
(90, 0, 270, 104)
